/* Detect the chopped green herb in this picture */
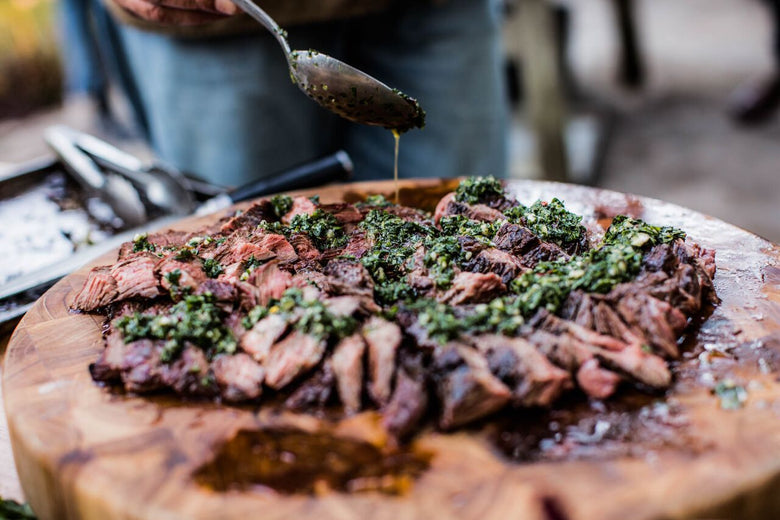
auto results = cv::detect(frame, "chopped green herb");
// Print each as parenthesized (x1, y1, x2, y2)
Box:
(439, 214, 501, 244)
(423, 235, 462, 289)
(603, 215, 686, 248)
(359, 210, 433, 247)
(201, 258, 224, 279)
(269, 194, 293, 219)
(132, 233, 156, 253)
(358, 194, 394, 207)
(714, 380, 747, 410)
(115, 293, 236, 363)
(164, 268, 182, 287)
(0, 497, 36, 519)
(289, 209, 347, 250)
(454, 175, 505, 205)
(243, 288, 358, 340)
(504, 198, 585, 247)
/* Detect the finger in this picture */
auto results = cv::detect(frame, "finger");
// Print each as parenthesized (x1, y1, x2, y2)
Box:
(151, 0, 236, 15)
(115, 0, 227, 25)
(214, 0, 238, 16)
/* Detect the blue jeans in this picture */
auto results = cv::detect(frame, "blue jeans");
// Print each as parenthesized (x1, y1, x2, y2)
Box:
(117, 0, 509, 187)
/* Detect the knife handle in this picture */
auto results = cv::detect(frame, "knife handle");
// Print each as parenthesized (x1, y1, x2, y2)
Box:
(228, 150, 353, 203)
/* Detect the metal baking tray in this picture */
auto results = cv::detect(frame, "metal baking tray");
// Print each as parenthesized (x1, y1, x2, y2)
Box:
(0, 157, 220, 335)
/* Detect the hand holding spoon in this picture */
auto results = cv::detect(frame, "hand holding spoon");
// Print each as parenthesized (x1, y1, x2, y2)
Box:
(229, 0, 425, 132)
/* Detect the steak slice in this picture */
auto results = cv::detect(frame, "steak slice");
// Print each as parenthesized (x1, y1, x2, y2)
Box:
(245, 261, 294, 306)
(119, 339, 167, 393)
(493, 222, 540, 257)
(160, 345, 215, 397)
(432, 344, 511, 430)
(117, 230, 190, 260)
(264, 331, 327, 390)
(438, 271, 505, 305)
(288, 232, 321, 262)
(362, 316, 402, 406)
(331, 333, 366, 415)
(110, 252, 163, 301)
(71, 267, 117, 311)
(323, 259, 374, 298)
(463, 248, 526, 284)
(219, 199, 276, 234)
(195, 279, 237, 301)
(434, 192, 505, 223)
(615, 293, 686, 358)
(325, 295, 380, 317)
(157, 257, 208, 294)
(382, 351, 429, 441)
(248, 233, 298, 264)
(240, 312, 289, 363)
(467, 334, 571, 407)
(285, 362, 336, 411)
(282, 196, 317, 224)
(212, 353, 265, 402)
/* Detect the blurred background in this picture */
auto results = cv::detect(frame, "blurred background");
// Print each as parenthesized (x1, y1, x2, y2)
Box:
(0, 0, 778, 242)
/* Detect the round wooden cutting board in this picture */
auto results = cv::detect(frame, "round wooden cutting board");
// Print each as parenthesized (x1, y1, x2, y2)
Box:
(4, 179, 780, 520)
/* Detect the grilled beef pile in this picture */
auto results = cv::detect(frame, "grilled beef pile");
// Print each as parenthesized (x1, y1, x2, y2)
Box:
(73, 177, 716, 442)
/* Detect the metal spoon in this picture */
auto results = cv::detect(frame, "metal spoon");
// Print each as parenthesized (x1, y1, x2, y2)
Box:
(229, 0, 425, 132)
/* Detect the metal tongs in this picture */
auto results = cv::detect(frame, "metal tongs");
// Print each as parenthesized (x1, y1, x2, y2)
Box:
(45, 125, 197, 222)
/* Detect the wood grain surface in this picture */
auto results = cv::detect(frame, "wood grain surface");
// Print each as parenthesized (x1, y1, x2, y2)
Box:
(4, 178, 780, 520)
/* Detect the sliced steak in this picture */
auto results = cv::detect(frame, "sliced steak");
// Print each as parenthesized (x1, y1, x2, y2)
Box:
(110, 252, 163, 301)
(285, 362, 336, 411)
(463, 248, 526, 284)
(160, 345, 215, 396)
(264, 331, 327, 390)
(212, 353, 265, 402)
(240, 313, 289, 363)
(195, 279, 237, 301)
(342, 230, 372, 259)
(220, 199, 276, 234)
(362, 316, 402, 406)
(119, 339, 166, 393)
(325, 295, 379, 317)
(71, 267, 118, 311)
(467, 334, 571, 406)
(438, 271, 505, 305)
(493, 222, 540, 257)
(246, 261, 293, 306)
(288, 232, 321, 262)
(383, 363, 428, 441)
(248, 233, 298, 264)
(432, 344, 511, 429)
(281, 196, 317, 224)
(331, 334, 366, 415)
(323, 259, 375, 298)
(213, 238, 275, 266)
(575, 358, 622, 399)
(117, 230, 190, 260)
(157, 258, 208, 294)
(615, 293, 686, 358)
(320, 203, 363, 226)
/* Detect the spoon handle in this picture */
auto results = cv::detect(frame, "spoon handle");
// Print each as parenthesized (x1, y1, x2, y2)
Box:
(229, 0, 292, 56)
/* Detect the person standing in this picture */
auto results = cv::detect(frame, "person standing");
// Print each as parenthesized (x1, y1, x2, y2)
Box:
(93, 0, 510, 186)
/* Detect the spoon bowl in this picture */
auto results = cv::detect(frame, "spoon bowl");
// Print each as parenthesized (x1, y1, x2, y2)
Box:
(229, 0, 425, 132)
(291, 50, 426, 132)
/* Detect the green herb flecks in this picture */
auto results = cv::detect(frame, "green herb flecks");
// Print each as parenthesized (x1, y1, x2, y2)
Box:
(423, 235, 462, 289)
(269, 194, 293, 219)
(504, 198, 585, 248)
(454, 175, 505, 205)
(714, 380, 747, 410)
(115, 293, 236, 363)
(603, 215, 686, 248)
(243, 288, 358, 341)
(289, 209, 347, 250)
(132, 233, 156, 253)
(357, 194, 394, 208)
(0, 497, 36, 519)
(360, 210, 433, 247)
(201, 258, 224, 279)
(439, 214, 501, 245)
(407, 297, 524, 344)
